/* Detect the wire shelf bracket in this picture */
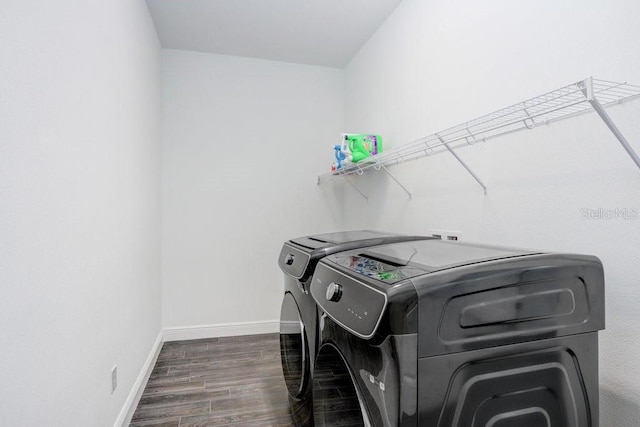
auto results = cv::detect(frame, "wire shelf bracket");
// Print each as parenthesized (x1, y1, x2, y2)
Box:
(380, 164, 412, 199)
(345, 176, 368, 201)
(439, 135, 488, 194)
(317, 77, 640, 198)
(579, 77, 640, 171)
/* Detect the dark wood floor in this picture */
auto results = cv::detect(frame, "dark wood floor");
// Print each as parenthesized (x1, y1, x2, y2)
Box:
(130, 333, 294, 427)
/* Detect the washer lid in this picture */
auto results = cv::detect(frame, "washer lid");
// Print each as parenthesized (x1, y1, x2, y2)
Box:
(328, 240, 537, 284)
(364, 240, 535, 270)
(280, 231, 433, 280)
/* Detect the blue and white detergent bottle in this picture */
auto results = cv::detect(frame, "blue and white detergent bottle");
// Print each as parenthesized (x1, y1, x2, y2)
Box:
(333, 144, 347, 170)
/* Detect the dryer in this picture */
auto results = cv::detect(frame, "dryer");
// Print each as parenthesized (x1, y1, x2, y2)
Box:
(310, 239, 605, 426)
(278, 231, 432, 426)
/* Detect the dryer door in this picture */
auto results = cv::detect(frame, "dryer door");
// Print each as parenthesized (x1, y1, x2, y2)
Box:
(280, 292, 309, 398)
(313, 343, 370, 426)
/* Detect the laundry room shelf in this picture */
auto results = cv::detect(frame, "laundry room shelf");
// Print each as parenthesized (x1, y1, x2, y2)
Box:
(317, 77, 640, 199)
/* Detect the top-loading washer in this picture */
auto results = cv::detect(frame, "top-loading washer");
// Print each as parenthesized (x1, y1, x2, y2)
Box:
(278, 231, 432, 426)
(310, 239, 605, 426)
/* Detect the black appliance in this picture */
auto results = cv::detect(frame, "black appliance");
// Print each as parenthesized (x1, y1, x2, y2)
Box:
(310, 239, 605, 426)
(278, 231, 432, 426)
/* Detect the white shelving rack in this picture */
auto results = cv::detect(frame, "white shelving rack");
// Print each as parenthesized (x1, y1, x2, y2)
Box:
(317, 77, 640, 200)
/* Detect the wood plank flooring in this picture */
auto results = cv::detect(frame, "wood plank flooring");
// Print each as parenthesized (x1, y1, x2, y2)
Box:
(130, 333, 294, 427)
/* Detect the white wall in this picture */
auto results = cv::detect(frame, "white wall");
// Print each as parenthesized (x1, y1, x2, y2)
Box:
(0, 1, 162, 425)
(161, 50, 344, 330)
(342, 0, 640, 425)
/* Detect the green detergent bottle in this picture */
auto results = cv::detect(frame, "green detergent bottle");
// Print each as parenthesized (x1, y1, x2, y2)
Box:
(344, 134, 383, 163)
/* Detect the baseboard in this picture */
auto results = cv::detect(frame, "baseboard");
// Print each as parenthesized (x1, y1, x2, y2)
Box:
(163, 319, 280, 342)
(114, 330, 164, 427)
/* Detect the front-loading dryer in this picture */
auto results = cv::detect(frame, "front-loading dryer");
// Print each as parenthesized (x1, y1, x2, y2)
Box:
(310, 239, 605, 426)
(278, 231, 431, 426)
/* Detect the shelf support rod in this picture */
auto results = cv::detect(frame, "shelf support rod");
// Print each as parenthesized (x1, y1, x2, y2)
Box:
(438, 136, 488, 194)
(380, 164, 412, 199)
(345, 176, 368, 201)
(579, 77, 640, 172)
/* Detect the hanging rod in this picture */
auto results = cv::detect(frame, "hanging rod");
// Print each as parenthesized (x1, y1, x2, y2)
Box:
(317, 77, 640, 197)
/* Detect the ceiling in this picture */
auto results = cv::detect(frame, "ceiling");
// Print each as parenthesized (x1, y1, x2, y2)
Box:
(145, 0, 402, 68)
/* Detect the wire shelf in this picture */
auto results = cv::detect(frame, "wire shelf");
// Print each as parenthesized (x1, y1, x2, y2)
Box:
(318, 77, 640, 187)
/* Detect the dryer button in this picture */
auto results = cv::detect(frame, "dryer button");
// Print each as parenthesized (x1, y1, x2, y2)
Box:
(326, 282, 343, 302)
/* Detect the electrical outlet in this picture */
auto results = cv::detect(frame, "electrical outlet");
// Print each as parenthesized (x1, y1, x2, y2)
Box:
(111, 365, 117, 394)
(430, 229, 462, 241)
(445, 230, 462, 241)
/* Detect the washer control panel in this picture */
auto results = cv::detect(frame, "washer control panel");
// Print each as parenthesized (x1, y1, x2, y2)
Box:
(311, 262, 387, 339)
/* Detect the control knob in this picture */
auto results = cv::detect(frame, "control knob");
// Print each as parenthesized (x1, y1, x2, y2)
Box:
(284, 254, 295, 266)
(326, 282, 343, 302)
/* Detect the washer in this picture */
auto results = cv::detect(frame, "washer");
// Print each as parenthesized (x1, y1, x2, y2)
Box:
(310, 239, 605, 426)
(278, 231, 432, 426)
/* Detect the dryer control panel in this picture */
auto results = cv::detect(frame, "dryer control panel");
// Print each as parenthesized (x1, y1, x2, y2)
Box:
(311, 262, 387, 339)
(278, 243, 311, 280)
